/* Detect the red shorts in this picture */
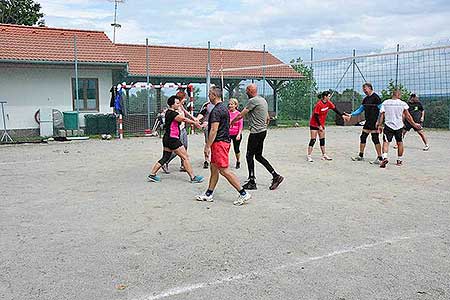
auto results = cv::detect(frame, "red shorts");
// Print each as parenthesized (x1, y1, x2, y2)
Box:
(211, 141, 231, 168)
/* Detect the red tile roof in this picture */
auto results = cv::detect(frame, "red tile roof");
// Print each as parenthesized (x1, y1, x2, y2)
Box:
(0, 24, 301, 80)
(0, 24, 127, 65)
(116, 43, 303, 80)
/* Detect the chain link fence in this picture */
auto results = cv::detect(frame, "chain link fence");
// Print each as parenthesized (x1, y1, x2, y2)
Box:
(221, 45, 450, 129)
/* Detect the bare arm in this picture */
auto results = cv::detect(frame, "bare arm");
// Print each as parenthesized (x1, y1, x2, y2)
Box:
(181, 106, 196, 120)
(377, 112, 385, 129)
(206, 122, 219, 148)
(404, 110, 421, 129)
(266, 113, 270, 126)
(421, 110, 425, 122)
(175, 114, 198, 125)
(231, 108, 250, 125)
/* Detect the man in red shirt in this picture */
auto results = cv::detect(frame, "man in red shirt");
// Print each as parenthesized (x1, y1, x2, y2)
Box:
(307, 91, 350, 162)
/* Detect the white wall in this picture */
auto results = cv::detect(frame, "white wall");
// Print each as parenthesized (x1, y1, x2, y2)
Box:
(0, 64, 114, 130)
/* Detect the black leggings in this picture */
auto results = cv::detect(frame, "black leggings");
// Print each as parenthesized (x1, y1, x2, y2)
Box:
(246, 131, 276, 179)
(230, 135, 241, 154)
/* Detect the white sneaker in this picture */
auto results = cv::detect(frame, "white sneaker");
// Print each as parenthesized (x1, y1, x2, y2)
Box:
(195, 194, 214, 202)
(321, 154, 332, 161)
(370, 158, 381, 165)
(307, 155, 314, 163)
(233, 192, 251, 206)
(423, 145, 430, 151)
(393, 145, 398, 149)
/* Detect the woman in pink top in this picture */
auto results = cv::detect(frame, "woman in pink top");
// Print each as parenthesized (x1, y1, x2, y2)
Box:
(228, 98, 244, 169)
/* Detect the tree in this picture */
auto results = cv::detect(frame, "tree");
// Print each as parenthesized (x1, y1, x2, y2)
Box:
(0, 0, 44, 26)
(278, 58, 317, 120)
(381, 80, 411, 101)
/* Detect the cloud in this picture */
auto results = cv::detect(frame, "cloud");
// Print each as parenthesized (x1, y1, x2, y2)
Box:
(36, 0, 450, 61)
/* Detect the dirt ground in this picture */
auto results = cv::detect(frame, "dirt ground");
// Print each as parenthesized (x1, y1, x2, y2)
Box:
(1, 127, 449, 300)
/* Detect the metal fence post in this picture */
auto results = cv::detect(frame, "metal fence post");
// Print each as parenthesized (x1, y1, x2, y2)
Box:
(74, 35, 80, 130)
(309, 47, 314, 119)
(395, 44, 400, 88)
(262, 44, 266, 99)
(206, 41, 211, 99)
(352, 49, 356, 110)
(146, 38, 151, 130)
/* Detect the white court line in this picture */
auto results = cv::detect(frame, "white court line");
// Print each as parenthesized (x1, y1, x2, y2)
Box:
(135, 233, 438, 300)
(0, 160, 52, 166)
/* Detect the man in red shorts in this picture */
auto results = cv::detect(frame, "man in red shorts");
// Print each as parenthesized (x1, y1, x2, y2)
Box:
(195, 87, 251, 206)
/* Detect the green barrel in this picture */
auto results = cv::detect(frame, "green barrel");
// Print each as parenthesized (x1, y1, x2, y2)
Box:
(63, 111, 79, 130)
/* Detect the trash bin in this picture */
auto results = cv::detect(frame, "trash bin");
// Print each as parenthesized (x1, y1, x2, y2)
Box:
(97, 114, 109, 134)
(84, 114, 99, 135)
(63, 111, 79, 130)
(106, 114, 117, 134)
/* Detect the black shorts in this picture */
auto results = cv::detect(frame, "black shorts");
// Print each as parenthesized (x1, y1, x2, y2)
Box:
(163, 136, 183, 150)
(404, 121, 422, 132)
(363, 120, 378, 131)
(383, 126, 403, 143)
(310, 125, 320, 131)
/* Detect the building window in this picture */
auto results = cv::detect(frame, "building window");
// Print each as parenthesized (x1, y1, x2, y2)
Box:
(72, 78, 99, 111)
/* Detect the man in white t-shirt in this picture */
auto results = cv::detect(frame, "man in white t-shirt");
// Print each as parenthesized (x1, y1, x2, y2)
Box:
(377, 90, 421, 168)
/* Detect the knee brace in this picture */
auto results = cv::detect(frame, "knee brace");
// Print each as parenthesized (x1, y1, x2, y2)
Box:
(319, 138, 325, 146)
(371, 133, 380, 145)
(158, 151, 172, 165)
(309, 138, 316, 147)
(360, 132, 369, 144)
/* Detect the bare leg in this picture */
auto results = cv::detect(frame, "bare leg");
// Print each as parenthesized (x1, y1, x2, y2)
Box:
(236, 152, 241, 162)
(219, 167, 243, 191)
(397, 142, 404, 157)
(208, 163, 220, 191)
(173, 147, 195, 179)
(382, 141, 390, 156)
(417, 130, 428, 146)
(150, 162, 162, 176)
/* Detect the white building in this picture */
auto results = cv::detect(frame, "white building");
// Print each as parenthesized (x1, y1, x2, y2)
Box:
(0, 24, 128, 137)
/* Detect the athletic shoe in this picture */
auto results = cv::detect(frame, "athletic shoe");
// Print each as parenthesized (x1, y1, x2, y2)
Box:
(161, 164, 170, 174)
(203, 161, 209, 169)
(379, 159, 389, 168)
(191, 175, 204, 183)
(147, 174, 161, 182)
(351, 156, 364, 161)
(396, 160, 403, 166)
(195, 193, 214, 202)
(393, 145, 398, 149)
(369, 159, 381, 165)
(179, 165, 187, 172)
(236, 161, 241, 169)
(321, 154, 333, 161)
(233, 192, 252, 206)
(307, 155, 314, 163)
(243, 180, 257, 190)
(423, 145, 430, 151)
(269, 175, 284, 190)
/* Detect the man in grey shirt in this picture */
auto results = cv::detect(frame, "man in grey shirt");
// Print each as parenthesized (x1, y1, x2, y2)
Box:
(231, 84, 284, 190)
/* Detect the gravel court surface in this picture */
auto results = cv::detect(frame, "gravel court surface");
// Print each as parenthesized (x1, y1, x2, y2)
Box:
(1, 127, 449, 300)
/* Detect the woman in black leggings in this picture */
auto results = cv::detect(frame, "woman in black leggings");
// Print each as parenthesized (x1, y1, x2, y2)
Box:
(228, 98, 243, 169)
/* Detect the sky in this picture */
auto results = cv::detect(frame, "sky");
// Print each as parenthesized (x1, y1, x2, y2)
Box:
(37, 0, 450, 62)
